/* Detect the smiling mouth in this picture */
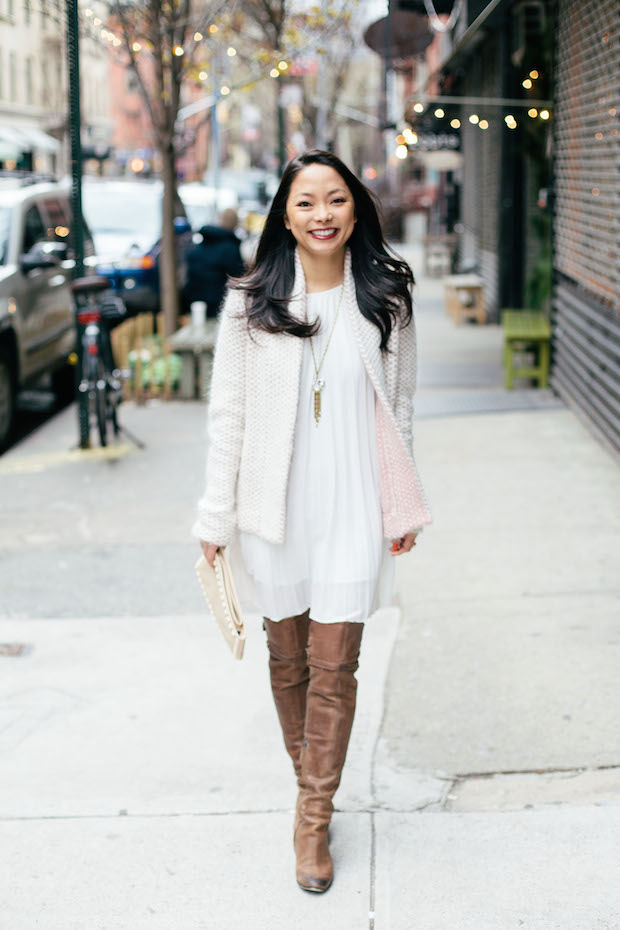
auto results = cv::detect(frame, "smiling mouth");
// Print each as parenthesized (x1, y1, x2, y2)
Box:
(309, 228, 338, 240)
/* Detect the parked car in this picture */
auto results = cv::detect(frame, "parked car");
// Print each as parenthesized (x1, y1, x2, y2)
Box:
(0, 176, 94, 449)
(80, 178, 192, 315)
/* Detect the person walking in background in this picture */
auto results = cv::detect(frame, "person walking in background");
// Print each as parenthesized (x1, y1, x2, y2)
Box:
(192, 150, 432, 893)
(183, 208, 245, 317)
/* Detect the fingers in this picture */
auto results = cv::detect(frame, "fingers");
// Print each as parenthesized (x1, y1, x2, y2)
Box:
(390, 533, 418, 556)
(200, 540, 225, 569)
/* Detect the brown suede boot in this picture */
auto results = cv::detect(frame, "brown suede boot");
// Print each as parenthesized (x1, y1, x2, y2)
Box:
(263, 610, 311, 782)
(294, 620, 364, 893)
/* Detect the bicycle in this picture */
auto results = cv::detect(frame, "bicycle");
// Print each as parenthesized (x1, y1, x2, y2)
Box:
(71, 275, 127, 449)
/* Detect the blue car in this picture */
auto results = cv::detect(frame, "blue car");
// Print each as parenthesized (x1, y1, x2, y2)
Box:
(81, 178, 192, 315)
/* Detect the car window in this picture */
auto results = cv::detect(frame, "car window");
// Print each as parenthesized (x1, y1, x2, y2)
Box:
(22, 205, 47, 254)
(42, 197, 71, 241)
(0, 207, 10, 265)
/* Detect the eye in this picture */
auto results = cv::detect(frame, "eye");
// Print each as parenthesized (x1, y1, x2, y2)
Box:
(297, 201, 311, 207)
(332, 197, 346, 204)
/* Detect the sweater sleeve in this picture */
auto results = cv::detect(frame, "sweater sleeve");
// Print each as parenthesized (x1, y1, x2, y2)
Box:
(394, 309, 417, 457)
(394, 308, 425, 537)
(191, 288, 246, 546)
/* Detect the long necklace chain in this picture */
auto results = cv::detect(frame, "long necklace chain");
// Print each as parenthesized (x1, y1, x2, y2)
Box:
(308, 283, 344, 426)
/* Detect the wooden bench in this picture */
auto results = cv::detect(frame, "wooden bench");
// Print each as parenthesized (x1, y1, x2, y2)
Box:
(443, 274, 486, 324)
(502, 309, 551, 389)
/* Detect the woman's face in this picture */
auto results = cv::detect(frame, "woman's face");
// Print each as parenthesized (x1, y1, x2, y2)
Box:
(283, 164, 356, 260)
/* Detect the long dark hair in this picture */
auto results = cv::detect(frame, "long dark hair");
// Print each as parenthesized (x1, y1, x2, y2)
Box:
(232, 150, 414, 350)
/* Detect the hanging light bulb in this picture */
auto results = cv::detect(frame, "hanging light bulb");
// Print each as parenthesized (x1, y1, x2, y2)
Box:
(469, 114, 479, 124)
(434, 108, 444, 118)
(413, 102, 424, 114)
(540, 110, 550, 120)
(528, 108, 538, 118)
(227, 47, 236, 57)
(194, 31, 203, 41)
(479, 119, 488, 129)
(395, 145, 408, 159)
(529, 70, 539, 79)
(522, 78, 532, 89)
(450, 118, 460, 128)
(270, 68, 279, 78)
(220, 85, 230, 95)
(403, 128, 417, 144)
(132, 41, 142, 52)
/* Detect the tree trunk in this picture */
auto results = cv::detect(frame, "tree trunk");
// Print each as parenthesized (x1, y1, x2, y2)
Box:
(160, 141, 180, 338)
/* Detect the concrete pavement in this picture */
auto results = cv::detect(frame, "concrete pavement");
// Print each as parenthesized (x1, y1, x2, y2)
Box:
(1, 250, 619, 929)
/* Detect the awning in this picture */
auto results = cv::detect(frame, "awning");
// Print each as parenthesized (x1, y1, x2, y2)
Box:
(0, 125, 61, 154)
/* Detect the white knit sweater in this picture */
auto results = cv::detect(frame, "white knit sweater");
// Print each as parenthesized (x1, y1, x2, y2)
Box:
(192, 248, 432, 546)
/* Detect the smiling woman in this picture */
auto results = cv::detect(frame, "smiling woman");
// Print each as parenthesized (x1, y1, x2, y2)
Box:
(192, 149, 431, 895)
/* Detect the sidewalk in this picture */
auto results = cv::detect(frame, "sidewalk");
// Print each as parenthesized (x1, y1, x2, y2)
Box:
(1, 250, 619, 930)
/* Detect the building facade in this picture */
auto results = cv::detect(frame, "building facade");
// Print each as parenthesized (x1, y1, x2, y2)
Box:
(0, 0, 110, 175)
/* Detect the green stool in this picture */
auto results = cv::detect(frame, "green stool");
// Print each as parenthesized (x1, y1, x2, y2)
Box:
(502, 309, 551, 389)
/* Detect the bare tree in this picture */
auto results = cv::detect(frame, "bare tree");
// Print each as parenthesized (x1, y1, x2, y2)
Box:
(110, 0, 230, 336)
(237, 0, 358, 170)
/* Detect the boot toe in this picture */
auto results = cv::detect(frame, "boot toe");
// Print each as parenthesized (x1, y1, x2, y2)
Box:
(297, 872, 333, 893)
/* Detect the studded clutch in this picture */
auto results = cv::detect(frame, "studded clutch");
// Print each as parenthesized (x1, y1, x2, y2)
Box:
(195, 551, 246, 660)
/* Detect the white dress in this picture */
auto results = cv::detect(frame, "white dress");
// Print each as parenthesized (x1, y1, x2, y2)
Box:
(238, 284, 394, 624)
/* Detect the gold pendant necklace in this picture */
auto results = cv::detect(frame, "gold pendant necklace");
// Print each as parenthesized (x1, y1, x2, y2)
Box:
(308, 284, 344, 426)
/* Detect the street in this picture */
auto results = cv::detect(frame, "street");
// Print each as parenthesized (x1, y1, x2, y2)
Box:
(1, 250, 619, 929)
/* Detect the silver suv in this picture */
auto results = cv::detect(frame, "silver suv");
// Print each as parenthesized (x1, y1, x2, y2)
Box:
(0, 177, 94, 448)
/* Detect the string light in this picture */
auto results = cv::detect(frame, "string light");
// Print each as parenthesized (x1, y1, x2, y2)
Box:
(395, 145, 408, 159)
(413, 102, 424, 113)
(595, 132, 603, 140)
(434, 108, 444, 118)
(403, 128, 417, 144)
(194, 31, 202, 41)
(278, 61, 288, 70)
(539, 110, 550, 120)
(132, 41, 141, 51)
(208, 24, 218, 33)
(220, 85, 230, 95)
(450, 118, 460, 128)
(478, 119, 488, 129)
(522, 78, 532, 89)
(529, 70, 539, 79)
(528, 107, 538, 118)
(227, 46, 236, 56)
(173, 45, 184, 56)
(270, 68, 279, 77)
(396, 134, 406, 144)
(199, 71, 208, 80)
(469, 114, 479, 124)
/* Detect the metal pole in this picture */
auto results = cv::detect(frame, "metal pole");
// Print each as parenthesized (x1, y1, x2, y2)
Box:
(66, 0, 84, 278)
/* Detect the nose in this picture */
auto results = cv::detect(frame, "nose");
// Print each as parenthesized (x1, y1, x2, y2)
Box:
(313, 204, 333, 223)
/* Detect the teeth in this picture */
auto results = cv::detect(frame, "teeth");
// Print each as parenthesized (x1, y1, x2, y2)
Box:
(311, 229, 336, 237)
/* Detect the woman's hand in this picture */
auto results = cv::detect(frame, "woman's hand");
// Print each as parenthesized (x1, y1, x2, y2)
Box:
(390, 532, 418, 556)
(200, 540, 225, 569)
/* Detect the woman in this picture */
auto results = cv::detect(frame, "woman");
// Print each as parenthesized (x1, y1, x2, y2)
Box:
(193, 150, 431, 893)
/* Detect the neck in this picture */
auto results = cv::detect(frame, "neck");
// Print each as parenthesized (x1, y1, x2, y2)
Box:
(299, 247, 345, 294)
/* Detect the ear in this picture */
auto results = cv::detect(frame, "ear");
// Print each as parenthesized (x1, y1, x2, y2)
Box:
(283, 213, 291, 230)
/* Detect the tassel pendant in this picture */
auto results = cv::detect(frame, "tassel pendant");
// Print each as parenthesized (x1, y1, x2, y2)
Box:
(313, 379, 325, 425)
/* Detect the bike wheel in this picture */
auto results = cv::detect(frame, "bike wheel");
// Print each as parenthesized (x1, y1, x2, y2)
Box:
(78, 385, 90, 449)
(95, 359, 108, 447)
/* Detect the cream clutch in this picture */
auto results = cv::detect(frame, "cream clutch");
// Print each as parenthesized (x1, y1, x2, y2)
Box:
(195, 550, 246, 660)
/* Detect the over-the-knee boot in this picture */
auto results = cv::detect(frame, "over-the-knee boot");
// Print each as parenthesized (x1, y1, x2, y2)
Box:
(295, 620, 364, 893)
(263, 610, 311, 781)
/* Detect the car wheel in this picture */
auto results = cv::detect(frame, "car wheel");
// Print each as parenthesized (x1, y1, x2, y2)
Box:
(0, 350, 16, 451)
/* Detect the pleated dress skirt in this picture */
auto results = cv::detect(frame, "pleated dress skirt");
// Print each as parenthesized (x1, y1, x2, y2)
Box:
(239, 284, 394, 624)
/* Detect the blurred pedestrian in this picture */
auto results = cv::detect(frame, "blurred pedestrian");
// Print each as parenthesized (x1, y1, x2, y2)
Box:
(183, 208, 245, 317)
(192, 150, 431, 893)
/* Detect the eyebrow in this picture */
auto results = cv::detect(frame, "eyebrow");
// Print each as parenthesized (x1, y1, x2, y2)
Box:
(295, 188, 347, 198)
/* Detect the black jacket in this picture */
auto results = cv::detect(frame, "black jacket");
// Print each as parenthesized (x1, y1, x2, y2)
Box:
(183, 225, 245, 315)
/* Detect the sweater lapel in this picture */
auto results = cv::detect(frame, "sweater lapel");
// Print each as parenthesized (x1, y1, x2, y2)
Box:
(342, 249, 390, 408)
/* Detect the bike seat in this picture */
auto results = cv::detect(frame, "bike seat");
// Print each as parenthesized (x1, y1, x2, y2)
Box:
(71, 275, 110, 294)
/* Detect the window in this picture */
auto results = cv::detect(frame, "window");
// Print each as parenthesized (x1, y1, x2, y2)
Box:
(9, 51, 16, 103)
(21, 205, 46, 254)
(24, 0, 31, 25)
(25, 56, 33, 105)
